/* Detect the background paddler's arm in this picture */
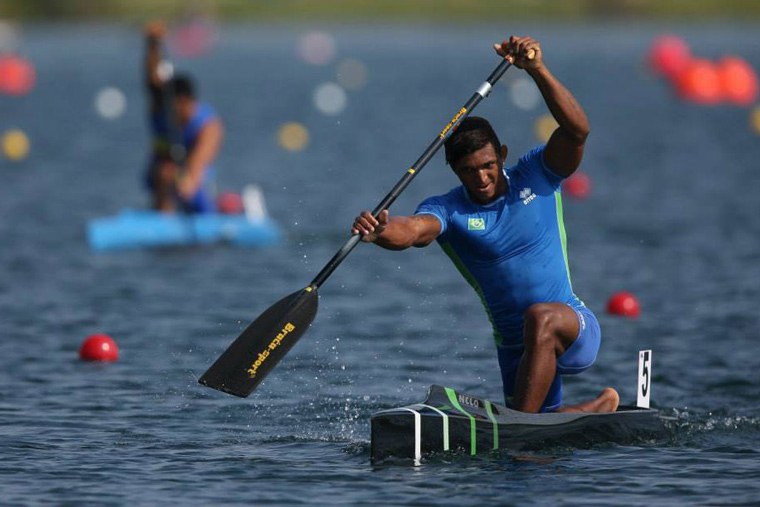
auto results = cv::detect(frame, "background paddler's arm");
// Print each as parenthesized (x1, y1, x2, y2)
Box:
(144, 22, 166, 114)
(178, 119, 224, 198)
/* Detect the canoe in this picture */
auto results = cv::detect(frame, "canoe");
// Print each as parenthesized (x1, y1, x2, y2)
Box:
(370, 384, 669, 465)
(87, 209, 281, 251)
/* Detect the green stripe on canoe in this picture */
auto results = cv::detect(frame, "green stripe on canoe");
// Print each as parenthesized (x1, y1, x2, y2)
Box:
(444, 387, 477, 455)
(484, 400, 499, 450)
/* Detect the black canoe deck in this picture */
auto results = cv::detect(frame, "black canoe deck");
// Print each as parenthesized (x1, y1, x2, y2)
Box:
(371, 385, 668, 465)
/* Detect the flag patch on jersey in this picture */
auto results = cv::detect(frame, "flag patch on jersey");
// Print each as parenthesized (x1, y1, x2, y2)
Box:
(467, 217, 485, 231)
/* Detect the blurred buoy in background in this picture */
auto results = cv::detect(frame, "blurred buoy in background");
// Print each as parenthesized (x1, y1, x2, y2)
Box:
(336, 58, 368, 90)
(717, 56, 759, 106)
(277, 121, 309, 152)
(243, 184, 268, 223)
(297, 31, 336, 66)
(170, 17, 217, 58)
(0, 54, 35, 96)
(94, 87, 127, 120)
(563, 172, 592, 199)
(606, 291, 641, 318)
(676, 59, 724, 104)
(2, 128, 30, 161)
(0, 20, 19, 52)
(79, 333, 119, 362)
(217, 191, 244, 214)
(534, 114, 558, 142)
(648, 35, 691, 81)
(751, 106, 760, 135)
(313, 82, 347, 116)
(509, 77, 541, 111)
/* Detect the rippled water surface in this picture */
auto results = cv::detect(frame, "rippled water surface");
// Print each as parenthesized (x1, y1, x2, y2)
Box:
(2, 22, 760, 506)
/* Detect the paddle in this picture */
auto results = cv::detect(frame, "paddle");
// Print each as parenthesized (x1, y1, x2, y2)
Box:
(199, 55, 523, 398)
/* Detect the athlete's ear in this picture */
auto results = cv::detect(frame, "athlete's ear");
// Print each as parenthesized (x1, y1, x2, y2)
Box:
(500, 144, 508, 163)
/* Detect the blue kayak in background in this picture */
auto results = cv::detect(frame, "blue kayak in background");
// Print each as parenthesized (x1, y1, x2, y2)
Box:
(87, 209, 281, 251)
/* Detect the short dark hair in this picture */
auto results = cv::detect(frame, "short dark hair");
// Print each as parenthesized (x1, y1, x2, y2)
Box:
(444, 116, 502, 165)
(170, 74, 196, 99)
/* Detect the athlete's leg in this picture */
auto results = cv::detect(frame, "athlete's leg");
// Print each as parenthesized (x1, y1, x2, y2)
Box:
(512, 303, 580, 413)
(153, 160, 178, 212)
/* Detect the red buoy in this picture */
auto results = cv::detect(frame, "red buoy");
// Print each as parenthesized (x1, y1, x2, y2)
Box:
(563, 172, 592, 199)
(676, 59, 724, 104)
(0, 55, 36, 96)
(606, 292, 641, 318)
(648, 35, 691, 82)
(217, 191, 244, 214)
(79, 333, 119, 362)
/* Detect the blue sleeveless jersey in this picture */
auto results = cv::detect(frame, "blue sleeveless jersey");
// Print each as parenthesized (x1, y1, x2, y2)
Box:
(415, 145, 584, 348)
(149, 102, 218, 212)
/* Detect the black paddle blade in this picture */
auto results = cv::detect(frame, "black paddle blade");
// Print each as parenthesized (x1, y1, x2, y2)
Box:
(198, 288, 319, 397)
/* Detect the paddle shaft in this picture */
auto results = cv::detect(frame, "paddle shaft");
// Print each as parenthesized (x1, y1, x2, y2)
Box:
(310, 58, 514, 289)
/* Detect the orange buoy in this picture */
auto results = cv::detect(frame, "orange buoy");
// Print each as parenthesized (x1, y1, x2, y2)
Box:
(563, 172, 592, 199)
(606, 292, 641, 318)
(718, 56, 759, 106)
(675, 59, 724, 104)
(79, 334, 119, 362)
(217, 191, 244, 214)
(648, 35, 691, 81)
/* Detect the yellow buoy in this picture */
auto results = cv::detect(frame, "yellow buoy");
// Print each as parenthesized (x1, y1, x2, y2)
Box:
(751, 106, 760, 136)
(534, 114, 558, 143)
(2, 128, 30, 161)
(277, 122, 309, 152)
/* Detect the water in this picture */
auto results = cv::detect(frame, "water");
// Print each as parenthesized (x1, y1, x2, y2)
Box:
(2, 21, 760, 505)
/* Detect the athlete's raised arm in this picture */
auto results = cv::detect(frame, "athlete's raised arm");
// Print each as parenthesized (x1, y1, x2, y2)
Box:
(144, 21, 167, 115)
(352, 210, 440, 250)
(494, 36, 590, 177)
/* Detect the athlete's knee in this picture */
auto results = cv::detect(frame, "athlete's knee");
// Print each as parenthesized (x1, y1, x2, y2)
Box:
(523, 304, 560, 351)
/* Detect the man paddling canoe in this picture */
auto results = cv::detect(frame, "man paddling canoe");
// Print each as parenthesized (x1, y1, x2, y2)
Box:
(352, 36, 618, 413)
(144, 21, 223, 213)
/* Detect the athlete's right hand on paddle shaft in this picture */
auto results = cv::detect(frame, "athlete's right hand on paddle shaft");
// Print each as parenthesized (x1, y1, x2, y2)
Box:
(352, 210, 388, 243)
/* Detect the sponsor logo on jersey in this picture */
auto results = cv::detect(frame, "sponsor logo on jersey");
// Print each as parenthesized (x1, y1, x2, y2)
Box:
(520, 187, 536, 205)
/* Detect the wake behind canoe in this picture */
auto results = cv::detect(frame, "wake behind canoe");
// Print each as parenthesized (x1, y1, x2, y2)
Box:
(371, 384, 669, 465)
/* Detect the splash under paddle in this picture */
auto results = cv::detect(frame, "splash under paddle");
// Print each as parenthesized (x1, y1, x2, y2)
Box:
(199, 56, 522, 397)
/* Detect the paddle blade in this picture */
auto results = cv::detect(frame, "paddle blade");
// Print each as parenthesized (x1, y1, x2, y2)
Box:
(198, 288, 319, 397)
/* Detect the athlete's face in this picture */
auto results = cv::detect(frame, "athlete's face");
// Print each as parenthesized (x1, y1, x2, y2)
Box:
(451, 144, 508, 204)
(173, 96, 195, 126)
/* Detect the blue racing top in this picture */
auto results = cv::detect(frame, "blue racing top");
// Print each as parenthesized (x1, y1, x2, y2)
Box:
(149, 102, 218, 213)
(415, 145, 584, 348)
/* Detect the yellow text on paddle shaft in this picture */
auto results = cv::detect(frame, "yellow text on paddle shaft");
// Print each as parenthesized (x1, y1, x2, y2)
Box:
(439, 107, 467, 139)
(247, 322, 296, 378)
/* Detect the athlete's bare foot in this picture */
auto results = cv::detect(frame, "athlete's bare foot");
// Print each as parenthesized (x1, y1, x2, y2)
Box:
(556, 387, 620, 413)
